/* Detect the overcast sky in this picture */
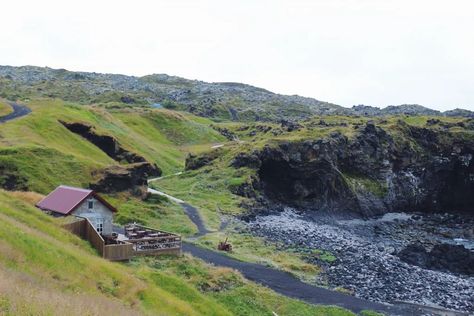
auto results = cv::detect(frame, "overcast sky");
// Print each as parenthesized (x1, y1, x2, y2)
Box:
(1, 0, 473, 111)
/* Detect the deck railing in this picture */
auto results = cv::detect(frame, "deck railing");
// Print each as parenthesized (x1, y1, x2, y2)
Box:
(124, 223, 182, 256)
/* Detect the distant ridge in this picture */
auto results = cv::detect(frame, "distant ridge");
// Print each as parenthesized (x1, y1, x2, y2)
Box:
(0, 65, 472, 120)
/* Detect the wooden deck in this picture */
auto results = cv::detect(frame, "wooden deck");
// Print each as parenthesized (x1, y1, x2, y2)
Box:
(123, 223, 182, 256)
(63, 218, 181, 261)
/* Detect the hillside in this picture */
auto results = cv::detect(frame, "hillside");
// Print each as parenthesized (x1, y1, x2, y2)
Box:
(0, 98, 370, 315)
(1, 65, 471, 121)
(1, 190, 359, 316)
(0, 65, 344, 121)
(1, 74, 473, 314)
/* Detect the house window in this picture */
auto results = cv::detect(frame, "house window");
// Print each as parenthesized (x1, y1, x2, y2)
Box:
(88, 199, 94, 210)
(95, 217, 104, 234)
(96, 222, 103, 234)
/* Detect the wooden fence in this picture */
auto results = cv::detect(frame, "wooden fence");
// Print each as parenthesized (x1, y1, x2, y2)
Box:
(63, 218, 133, 261)
(103, 243, 134, 261)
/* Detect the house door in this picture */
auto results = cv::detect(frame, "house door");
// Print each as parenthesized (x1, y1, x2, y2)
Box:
(95, 217, 104, 234)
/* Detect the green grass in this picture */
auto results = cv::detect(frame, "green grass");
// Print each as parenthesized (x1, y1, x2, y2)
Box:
(107, 193, 198, 236)
(109, 108, 225, 174)
(359, 311, 385, 316)
(196, 229, 322, 284)
(343, 174, 388, 198)
(0, 98, 226, 194)
(151, 165, 250, 230)
(0, 146, 95, 193)
(0, 99, 12, 116)
(2, 95, 470, 315)
(0, 190, 233, 315)
(0, 190, 358, 315)
(133, 255, 357, 316)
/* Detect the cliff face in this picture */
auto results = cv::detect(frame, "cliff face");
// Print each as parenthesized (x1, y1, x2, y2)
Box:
(234, 122, 474, 216)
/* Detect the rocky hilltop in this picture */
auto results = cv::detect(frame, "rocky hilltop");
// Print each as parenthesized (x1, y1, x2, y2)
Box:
(1, 65, 472, 121)
(352, 104, 474, 118)
(0, 65, 343, 121)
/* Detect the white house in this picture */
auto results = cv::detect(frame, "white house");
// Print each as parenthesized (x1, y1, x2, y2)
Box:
(36, 185, 117, 235)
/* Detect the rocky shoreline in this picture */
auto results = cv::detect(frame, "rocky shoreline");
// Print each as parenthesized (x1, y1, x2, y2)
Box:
(247, 209, 474, 313)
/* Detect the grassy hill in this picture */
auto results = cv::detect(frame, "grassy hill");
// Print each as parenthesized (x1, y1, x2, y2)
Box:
(1, 190, 357, 316)
(0, 98, 226, 235)
(0, 65, 346, 121)
(0, 97, 363, 315)
(1, 65, 472, 316)
(0, 98, 225, 190)
(2, 65, 473, 122)
(0, 190, 232, 315)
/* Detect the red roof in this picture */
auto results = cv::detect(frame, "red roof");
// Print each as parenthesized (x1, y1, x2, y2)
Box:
(36, 185, 117, 215)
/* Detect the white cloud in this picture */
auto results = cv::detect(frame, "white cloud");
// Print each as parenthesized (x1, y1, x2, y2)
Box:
(1, 0, 473, 110)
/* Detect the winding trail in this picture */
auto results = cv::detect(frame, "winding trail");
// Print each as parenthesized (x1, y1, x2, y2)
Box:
(146, 182, 418, 315)
(0, 102, 31, 123)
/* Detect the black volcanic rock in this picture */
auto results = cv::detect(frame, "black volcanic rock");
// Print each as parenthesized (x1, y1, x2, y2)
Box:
(398, 243, 474, 276)
(233, 122, 474, 216)
(231, 152, 261, 169)
(185, 152, 220, 170)
(0, 164, 28, 191)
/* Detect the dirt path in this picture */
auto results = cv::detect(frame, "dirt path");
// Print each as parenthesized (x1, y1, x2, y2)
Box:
(0, 102, 31, 123)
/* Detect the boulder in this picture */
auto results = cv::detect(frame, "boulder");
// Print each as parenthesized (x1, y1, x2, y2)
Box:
(398, 243, 474, 276)
(185, 151, 220, 170)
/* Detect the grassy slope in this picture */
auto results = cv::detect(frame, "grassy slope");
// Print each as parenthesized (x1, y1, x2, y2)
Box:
(0, 190, 354, 316)
(0, 98, 225, 234)
(0, 98, 360, 315)
(0, 99, 225, 194)
(0, 99, 12, 116)
(0, 190, 231, 316)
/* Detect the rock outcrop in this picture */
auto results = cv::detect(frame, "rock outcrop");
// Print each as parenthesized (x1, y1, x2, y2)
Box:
(232, 122, 474, 216)
(90, 162, 161, 194)
(185, 151, 220, 170)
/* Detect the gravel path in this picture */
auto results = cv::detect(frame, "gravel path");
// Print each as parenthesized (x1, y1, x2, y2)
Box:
(181, 203, 210, 237)
(0, 102, 31, 123)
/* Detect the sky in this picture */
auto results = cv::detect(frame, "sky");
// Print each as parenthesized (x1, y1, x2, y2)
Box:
(1, 0, 473, 111)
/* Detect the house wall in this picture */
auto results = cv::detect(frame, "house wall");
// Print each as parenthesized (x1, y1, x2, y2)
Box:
(72, 197, 114, 235)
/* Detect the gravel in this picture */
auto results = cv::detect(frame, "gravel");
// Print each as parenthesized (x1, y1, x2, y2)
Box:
(248, 209, 474, 313)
